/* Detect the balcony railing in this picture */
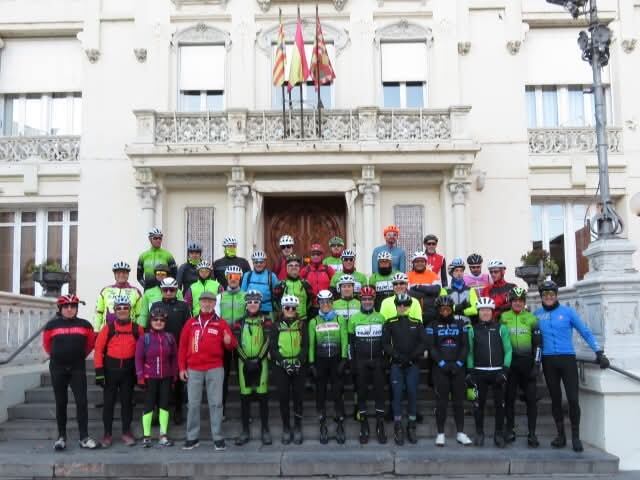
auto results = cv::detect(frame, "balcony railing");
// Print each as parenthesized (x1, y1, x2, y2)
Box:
(528, 127, 622, 154)
(0, 135, 80, 162)
(134, 106, 472, 147)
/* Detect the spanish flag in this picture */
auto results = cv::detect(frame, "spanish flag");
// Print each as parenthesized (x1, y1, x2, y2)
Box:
(287, 14, 310, 92)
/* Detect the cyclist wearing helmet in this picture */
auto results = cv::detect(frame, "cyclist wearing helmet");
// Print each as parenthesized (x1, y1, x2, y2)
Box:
(439, 258, 478, 325)
(348, 286, 387, 444)
(408, 250, 440, 287)
(464, 253, 491, 295)
(383, 293, 427, 445)
(271, 295, 309, 445)
(43, 295, 98, 451)
(139, 271, 184, 328)
(301, 243, 335, 316)
(371, 225, 406, 274)
(423, 234, 448, 287)
(333, 275, 361, 322)
(135, 307, 177, 448)
(233, 290, 273, 446)
(213, 236, 251, 288)
(481, 260, 516, 319)
(329, 249, 367, 293)
(272, 255, 314, 321)
(184, 260, 222, 316)
(308, 290, 348, 444)
(137, 228, 177, 290)
(273, 235, 295, 280)
(323, 236, 345, 272)
(500, 287, 541, 447)
(369, 251, 400, 311)
(466, 297, 512, 448)
(241, 250, 278, 316)
(380, 273, 423, 321)
(535, 280, 609, 453)
(426, 296, 472, 447)
(94, 261, 143, 331)
(94, 295, 145, 448)
(176, 243, 202, 293)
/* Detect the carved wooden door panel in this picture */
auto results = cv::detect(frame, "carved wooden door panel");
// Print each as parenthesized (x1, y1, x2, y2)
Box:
(264, 197, 346, 265)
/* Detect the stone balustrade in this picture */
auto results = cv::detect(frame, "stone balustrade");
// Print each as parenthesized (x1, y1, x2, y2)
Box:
(0, 135, 80, 163)
(0, 292, 56, 364)
(528, 127, 622, 154)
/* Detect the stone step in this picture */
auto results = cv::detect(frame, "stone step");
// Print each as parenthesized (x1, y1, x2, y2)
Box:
(0, 439, 619, 478)
(0, 416, 559, 441)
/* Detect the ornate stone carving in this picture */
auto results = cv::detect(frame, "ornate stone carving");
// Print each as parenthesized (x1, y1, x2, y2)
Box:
(458, 41, 471, 55)
(256, 19, 349, 56)
(357, 166, 380, 207)
(376, 111, 450, 141)
(256, 0, 347, 12)
(135, 167, 159, 210)
(227, 167, 250, 208)
(173, 23, 231, 50)
(333, 0, 347, 11)
(448, 164, 471, 206)
(506, 40, 522, 55)
(134, 48, 147, 63)
(621, 38, 637, 53)
(0, 136, 80, 162)
(85, 48, 100, 63)
(375, 19, 434, 48)
(528, 127, 622, 154)
(155, 113, 229, 144)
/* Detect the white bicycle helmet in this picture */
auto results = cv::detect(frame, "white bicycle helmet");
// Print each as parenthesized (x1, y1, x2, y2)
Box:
(148, 228, 163, 238)
(411, 250, 427, 263)
(476, 297, 496, 310)
(279, 235, 295, 247)
(197, 260, 212, 270)
(337, 274, 356, 286)
(113, 294, 131, 306)
(225, 265, 243, 276)
(245, 289, 263, 303)
(222, 236, 238, 247)
(160, 277, 178, 289)
(377, 251, 393, 261)
(112, 261, 131, 272)
(487, 259, 506, 270)
(281, 295, 300, 307)
(187, 242, 202, 252)
(340, 249, 356, 259)
(391, 272, 409, 284)
(317, 290, 333, 301)
(251, 250, 267, 262)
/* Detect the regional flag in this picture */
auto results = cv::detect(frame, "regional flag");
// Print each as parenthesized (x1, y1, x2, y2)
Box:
(287, 16, 310, 92)
(272, 9, 287, 87)
(310, 11, 336, 89)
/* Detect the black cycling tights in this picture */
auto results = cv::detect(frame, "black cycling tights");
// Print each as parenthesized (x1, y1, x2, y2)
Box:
(542, 355, 580, 428)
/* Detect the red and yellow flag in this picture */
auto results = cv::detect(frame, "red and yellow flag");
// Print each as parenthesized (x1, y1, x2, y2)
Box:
(272, 9, 287, 87)
(310, 11, 336, 90)
(287, 15, 310, 92)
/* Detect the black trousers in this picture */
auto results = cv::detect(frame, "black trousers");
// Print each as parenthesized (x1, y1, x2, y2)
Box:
(433, 367, 465, 433)
(355, 358, 386, 416)
(506, 356, 538, 435)
(272, 364, 306, 428)
(50, 363, 89, 440)
(240, 393, 269, 431)
(315, 356, 344, 418)
(542, 355, 580, 428)
(144, 378, 171, 414)
(103, 362, 136, 435)
(473, 369, 505, 434)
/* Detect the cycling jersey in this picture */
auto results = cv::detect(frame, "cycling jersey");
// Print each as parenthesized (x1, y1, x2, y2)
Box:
(535, 303, 599, 356)
(371, 245, 406, 273)
(348, 310, 386, 361)
(139, 287, 184, 328)
(333, 297, 361, 322)
(136, 247, 177, 290)
(94, 283, 143, 331)
(241, 269, 278, 313)
(308, 311, 348, 362)
(500, 309, 540, 357)
(330, 270, 368, 293)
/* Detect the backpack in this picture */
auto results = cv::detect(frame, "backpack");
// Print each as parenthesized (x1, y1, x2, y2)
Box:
(106, 322, 140, 349)
(142, 331, 175, 354)
(245, 269, 274, 292)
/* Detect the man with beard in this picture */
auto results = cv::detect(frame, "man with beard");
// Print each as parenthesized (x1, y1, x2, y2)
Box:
(371, 225, 406, 273)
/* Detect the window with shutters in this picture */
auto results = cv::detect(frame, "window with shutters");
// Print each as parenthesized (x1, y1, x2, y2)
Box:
(186, 207, 215, 262)
(178, 45, 225, 112)
(380, 42, 427, 108)
(393, 205, 424, 256)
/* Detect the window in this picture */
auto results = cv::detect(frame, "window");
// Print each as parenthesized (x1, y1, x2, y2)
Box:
(525, 85, 613, 128)
(530, 201, 595, 287)
(0, 208, 78, 295)
(381, 42, 427, 108)
(179, 45, 225, 112)
(2, 93, 82, 136)
(393, 205, 424, 256)
(186, 207, 215, 262)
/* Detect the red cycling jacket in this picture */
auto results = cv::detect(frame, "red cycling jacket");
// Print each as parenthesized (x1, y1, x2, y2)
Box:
(300, 263, 335, 305)
(178, 312, 238, 372)
(481, 279, 516, 319)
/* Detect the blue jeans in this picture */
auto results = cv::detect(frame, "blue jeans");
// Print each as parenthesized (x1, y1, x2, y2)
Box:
(390, 363, 420, 420)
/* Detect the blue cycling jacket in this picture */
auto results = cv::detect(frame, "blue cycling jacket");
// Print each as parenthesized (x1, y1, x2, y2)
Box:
(241, 269, 278, 313)
(534, 304, 600, 356)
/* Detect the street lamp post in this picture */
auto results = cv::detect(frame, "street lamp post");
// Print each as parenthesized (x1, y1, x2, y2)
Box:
(547, 0, 623, 238)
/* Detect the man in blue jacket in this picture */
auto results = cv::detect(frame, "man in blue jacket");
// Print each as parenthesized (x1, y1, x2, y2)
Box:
(371, 225, 406, 274)
(535, 280, 610, 453)
(241, 250, 278, 318)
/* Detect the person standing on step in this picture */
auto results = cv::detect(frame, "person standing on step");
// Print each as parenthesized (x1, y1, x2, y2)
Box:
(348, 286, 387, 445)
(368, 251, 399, 312)
(323, 236, 345, 272)
(179, 292, 237, 451)
(176, 242, 202, 294)
(272, 254, 314, 321)
(150, 279, 191, 425)
(464, 253, 491, 296)
(466, 297, 512, 448)
(423, 234, 448, 287)
(43, 294, 98, 451)
(535, 280, 610, 453)
(137, 228, 177, 291)
(382, 293, 427, 445)
(232, 290, 273, 446)
(184, 260, 222, 316)
(380, 273, 423, 322)
(329, 249, 367, 295)
(481, 259, 516, 320)
(441, 258, 478, 326)
(94, 295, 144, 448)
(241, 250, 278, 318)
(308, 290, 348, 445)
(139, 270, 184, 328)
(136, 307, 177, 448)
(213, 236, 251, 288)
(371, 225, 406, 273)
(426, 296, 472, 447)
(332, 274, 361, 322)
(500, 287, 542, 448)
(273, 234, 295, 280)
(301, 243, 335, 319)
(94, 261, 143, 331)
(270, 295, 309, 445)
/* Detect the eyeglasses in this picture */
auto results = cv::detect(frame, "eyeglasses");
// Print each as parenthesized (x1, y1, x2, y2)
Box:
(151, 236, 162, 240)
(469, 265, 482, 269)
(253, 260, 266, 264)
(151, 317, 167, 323)
(246, 300, 261, 305)
(61, 304, 77, 309)
(425, 242, 437, 246)
(283, 306, 296, 311)
(114, 306, 130, 311)
(156, 272, 168, 277)
(288, 264, 300, 268)
(489, 270, 502, 275)
(343, 258, 354, 262)
(281, 245, 293, 250)
(162, 288, 177, 293)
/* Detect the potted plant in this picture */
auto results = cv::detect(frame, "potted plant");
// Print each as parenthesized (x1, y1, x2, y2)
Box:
(30, 261, 71, 297)
(515, 249, 560, 289)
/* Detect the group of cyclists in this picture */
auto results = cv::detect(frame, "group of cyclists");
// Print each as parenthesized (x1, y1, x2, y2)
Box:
(42, 224, 611, 453)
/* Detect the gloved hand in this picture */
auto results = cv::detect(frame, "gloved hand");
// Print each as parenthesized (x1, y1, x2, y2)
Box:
(283, 360, 296, 376)
(309, 363, 317, 379)
(596, 351, 610, 369)
(392, 353, 408, 365)
(437, 360, 447, 369)
(244, 358, 261, 375)
(95, 368, 105, 388)
(529, 362, 541, 380)
(496, 368, 508, 385)
(292, 359, 302, 375)
(455, 301, 471, 314)
(136, 377, 146, 390)
(336, 359, 346, 376)
(452, 360, 465, 374)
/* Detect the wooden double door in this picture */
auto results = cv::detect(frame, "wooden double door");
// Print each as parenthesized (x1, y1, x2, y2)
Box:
(263, 196, 346, 262)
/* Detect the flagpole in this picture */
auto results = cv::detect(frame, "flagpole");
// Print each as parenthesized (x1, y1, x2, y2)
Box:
(298, 6, 304, 140)
(279, 9, 287, 139)
(316, 4, 322, 139)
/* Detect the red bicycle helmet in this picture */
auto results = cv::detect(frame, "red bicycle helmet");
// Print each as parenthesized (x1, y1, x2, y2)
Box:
(360, 286, 376, 298)
(56, 294, 82, 307)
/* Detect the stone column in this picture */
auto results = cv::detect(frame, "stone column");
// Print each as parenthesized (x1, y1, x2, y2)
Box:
(135, 167, 159, 232)
(357, 165, 380, 273)
(227, 167, 250, 257)
(447, 165, 471, 259)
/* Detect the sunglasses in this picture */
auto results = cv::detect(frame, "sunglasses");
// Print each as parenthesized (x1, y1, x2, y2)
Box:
(253, 260, 266, 264)
(489, 270, 502, 274)
(469, 265, 482, 269)
(227, 274, 242, 280)
(343, 258, 354, 261)
(246, 300, 261, 305)
(283, 306, 296, 311)
(61, 304, 77, 309)
(288, 264, 300, 268)
(156, 272, 168, 277)
(281, 245, 293, 250)
(162, 288, 177, 293)
(151, 317, 167, 322)
(115, 306, 130, 311)
(151, 236, 162, 240)
(425, 242, 437, 246)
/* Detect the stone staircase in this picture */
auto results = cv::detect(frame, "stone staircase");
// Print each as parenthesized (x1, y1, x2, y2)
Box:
(0, 362, 620, 479)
